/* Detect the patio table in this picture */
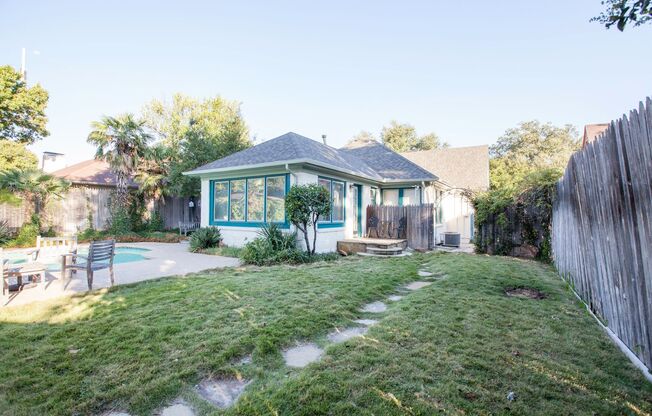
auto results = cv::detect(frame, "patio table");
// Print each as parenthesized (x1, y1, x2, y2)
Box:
(2, 262, 47, 297)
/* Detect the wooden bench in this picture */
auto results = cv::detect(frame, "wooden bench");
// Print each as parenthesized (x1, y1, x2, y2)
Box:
(1, 248, 47, 300)
(179, 221, 200, 236)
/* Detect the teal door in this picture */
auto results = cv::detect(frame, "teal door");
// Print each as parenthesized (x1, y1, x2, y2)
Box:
(352, 184, 362, 237)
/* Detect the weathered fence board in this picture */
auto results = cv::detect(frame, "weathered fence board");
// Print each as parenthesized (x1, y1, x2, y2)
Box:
(366, 204, 434, 250)
(552, 97, 652, 370)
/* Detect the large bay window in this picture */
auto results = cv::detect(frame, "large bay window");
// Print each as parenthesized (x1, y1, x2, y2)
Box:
(211, 174, 289, 226)
(318, 176, 345, 227)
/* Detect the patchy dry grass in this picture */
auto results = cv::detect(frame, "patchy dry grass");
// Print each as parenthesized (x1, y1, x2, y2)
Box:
(0, 253, 650, 415)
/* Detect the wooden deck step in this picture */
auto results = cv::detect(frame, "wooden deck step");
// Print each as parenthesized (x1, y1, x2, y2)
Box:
(366, 246, 404, 255)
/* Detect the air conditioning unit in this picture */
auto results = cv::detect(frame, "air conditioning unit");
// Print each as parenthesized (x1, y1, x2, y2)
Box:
(443, 232, 460, 247)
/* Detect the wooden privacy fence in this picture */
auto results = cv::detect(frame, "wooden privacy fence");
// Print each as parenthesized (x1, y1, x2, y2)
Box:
(0, 186, 200, 233)
(552, 97, 652, 370)
(367, 204, 434, 250)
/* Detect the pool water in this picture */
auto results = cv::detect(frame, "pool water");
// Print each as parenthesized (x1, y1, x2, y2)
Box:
(5, 246, 151, 271)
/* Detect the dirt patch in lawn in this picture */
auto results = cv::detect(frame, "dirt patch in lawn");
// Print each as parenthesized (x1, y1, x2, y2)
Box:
(505, 287, 546, 300)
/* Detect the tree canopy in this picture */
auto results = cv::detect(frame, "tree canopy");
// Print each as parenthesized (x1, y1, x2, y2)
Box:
(0, 140, 38, 171)
(0, 65, 49, 144)
(489, 121, 580, 191)
(380, 121, 447, 152)
(593, 0, 651, 30)
(285, 184, 331, 255)
(142, 94, 251, 196)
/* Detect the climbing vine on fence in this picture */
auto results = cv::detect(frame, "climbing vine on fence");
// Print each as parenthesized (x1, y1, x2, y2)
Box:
(472, 168, 561, 261)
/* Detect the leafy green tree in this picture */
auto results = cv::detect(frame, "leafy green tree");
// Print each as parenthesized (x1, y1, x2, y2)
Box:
(593, 0, 651, 30)
(489, 121, 579, 191)
(414, 132, 447, 150)
(348, 130, 378, 145)
(381, 121, 448, 152)
(135, 144, 170, 203)
(0, 140, 38, 171)
(142, 94, 251, 196)
(285, 184, 331, 255)
(87, 114, 152, 207)
(0, 66, 49, 144)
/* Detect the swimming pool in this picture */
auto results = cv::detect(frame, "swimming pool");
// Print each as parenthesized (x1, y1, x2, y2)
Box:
(5, 246, 151, 271)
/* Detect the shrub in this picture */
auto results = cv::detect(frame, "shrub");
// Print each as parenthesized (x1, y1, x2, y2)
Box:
(107, 205, 132, 235)
(8, 214, 40, 247)
(189, 227, 222, 252)
(240, 223, 338, 266)
(0, 220, 13, 245)
(147, 210, 165, 232)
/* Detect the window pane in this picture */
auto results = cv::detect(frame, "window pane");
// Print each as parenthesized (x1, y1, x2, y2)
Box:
(266, 176, 286, 223)
(318, 178, 331, 221)
(230, 179, 245, 221)
(247, 178, 264, 221)
(370, 188, 378, 206)
(332, 181, 344, 222)
(382, 189, 399, 206)
(213, 181, 229, 221)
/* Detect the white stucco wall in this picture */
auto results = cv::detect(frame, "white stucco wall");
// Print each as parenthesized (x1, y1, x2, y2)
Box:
(423, 183, 474, 244)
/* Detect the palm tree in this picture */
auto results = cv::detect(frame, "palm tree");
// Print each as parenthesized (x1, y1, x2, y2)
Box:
(135, 144, 170, 205)
(0, 169, 70, 224)
(87, 114, 152, 208)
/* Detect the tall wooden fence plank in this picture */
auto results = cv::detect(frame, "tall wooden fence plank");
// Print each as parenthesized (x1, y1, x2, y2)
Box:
(552, 97, 652, 370)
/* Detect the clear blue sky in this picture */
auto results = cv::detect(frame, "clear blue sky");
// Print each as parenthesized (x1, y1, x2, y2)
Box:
(1, 0, 651, 164)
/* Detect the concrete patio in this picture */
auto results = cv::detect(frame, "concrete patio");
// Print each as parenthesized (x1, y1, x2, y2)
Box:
(2, 242, 241, 308)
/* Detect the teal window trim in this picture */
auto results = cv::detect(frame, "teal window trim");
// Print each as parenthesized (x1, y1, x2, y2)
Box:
(317, 176, 346, 229)
(355, 184, 362, 237)
(209, 173, 290, 229)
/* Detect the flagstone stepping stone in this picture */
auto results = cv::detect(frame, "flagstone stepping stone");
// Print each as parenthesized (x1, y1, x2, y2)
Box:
(196, 378, 249, 408)
(283, 343, 323, 368)
(327, 326, 368, 343)
(418, 270, 433, 277)
(159, 401, 195, 416)
(405, 281, 433, 290)
(387, 294, 403, 302)
(235, 354, 252, 365)
(354, 318, 378, 326)
(105, 413, 130, 416)
(360, 301, 387, 313)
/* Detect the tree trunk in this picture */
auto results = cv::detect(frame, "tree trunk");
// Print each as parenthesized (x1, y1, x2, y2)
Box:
(297, 222, 311, 254)
(310, 214, 320, 255)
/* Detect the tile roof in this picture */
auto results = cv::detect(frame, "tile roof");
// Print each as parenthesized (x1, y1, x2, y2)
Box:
(401, 145, 490, 191)
(582, 123, 609, 147)
(51, 159, 138, 188)
(188, 132, 437, 183)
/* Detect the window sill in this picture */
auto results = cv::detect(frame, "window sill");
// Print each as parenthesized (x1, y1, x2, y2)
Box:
(317, 222, 345, 229)
(210, 221, 290, 229)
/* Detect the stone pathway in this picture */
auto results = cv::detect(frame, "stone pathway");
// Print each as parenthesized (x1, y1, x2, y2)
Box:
(354, 318, 378, 326)
(158, 400, 195, 416)
(196, 378, 250, 408)
(327, 326, 368, 343)
(360, 301, 387, 313)
(405, 281, 432, 290)
(387, 294, 403, 302)
(283, 343, 324, 368)
(418, 270, 433, 277)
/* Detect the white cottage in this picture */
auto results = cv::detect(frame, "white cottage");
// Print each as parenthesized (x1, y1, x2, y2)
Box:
(185, 132, 486, 252)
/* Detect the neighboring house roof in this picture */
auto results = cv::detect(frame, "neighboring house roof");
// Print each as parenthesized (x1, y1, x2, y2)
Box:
(401, 145, 490, 191)
(187, 132, 438, 183)
(582, 123, 609, 147)
(51, 159, 138, 188)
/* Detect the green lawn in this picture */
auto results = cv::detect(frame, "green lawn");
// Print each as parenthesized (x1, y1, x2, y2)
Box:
(0, 253, 650, 415)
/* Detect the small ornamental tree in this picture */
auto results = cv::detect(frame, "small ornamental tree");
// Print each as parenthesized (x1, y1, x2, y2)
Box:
(285, 184, 331, 255)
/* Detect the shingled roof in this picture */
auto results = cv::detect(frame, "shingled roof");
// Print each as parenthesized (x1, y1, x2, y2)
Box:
(51, 159, 138, 188)
(402, 145, 489, 191)
(187, 132, 437, 183)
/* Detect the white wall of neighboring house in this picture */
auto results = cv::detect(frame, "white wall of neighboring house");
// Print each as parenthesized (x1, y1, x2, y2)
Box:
(423, 184, 475, 245)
